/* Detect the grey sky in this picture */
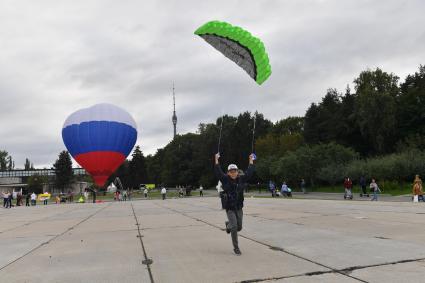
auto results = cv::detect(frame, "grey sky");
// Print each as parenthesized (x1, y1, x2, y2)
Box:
(0, 0, 424, 168)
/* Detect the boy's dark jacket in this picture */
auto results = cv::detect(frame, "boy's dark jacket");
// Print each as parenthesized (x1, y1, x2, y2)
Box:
(215, 164, 255, 210)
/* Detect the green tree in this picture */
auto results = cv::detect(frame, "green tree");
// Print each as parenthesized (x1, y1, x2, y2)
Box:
(270, 143, 358, 187)
(24, 158, 34, 170)
(53, 151, 74, 193)
(27, 174, 47, 194)
(129, 145, 147, 188)
(7, 156, 14, 170)
(397, 65, 425, 143)
(272, 116, 304, 136)
(0, 150, 9, 170)
(353, 68, 399, 154)
(146, 149, 164, 185)
(256, 133, 304, 158)
(304, 89, 342, 144)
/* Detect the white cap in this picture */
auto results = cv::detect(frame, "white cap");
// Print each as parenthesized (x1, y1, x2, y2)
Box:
(227, 164, 238, 171)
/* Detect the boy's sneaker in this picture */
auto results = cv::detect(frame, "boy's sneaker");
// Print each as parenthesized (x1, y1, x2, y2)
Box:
(234, 248, 241, 255)
(225, 221, 230, 234)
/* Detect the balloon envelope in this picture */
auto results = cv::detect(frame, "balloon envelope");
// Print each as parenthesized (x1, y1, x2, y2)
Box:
(62, 104, 137, 186)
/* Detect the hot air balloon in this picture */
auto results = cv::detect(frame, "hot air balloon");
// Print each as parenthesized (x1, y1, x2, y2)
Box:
(62, 103, 137, 186)
(195, 21, 272, 85)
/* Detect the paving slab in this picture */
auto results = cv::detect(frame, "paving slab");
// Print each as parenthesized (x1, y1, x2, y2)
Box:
(268, 273, 360, 283)
(141, 225, 328, 283)
(351, 259, 425, 283)
(0, 230, 150, 283)
(1, 197, 424, 282)
(0, 203, 150, 283)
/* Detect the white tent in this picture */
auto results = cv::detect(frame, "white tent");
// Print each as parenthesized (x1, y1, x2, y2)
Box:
(107, 182, 117, 193)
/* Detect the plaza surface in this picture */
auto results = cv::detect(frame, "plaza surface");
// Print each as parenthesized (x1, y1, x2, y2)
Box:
(0, 197, 424, 283)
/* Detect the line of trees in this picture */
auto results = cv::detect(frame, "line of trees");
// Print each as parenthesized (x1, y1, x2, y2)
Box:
(138, 65, 425, 188)
(2, 65, 424, 190)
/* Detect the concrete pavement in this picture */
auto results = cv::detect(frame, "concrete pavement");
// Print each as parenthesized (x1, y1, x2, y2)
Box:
(1, 197, 424, 282)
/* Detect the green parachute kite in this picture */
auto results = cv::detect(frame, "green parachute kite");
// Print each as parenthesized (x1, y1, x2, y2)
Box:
(195, 21, 272, 85)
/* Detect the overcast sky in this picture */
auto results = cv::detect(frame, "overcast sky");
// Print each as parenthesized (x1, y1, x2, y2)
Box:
(0, 0, 424, 168)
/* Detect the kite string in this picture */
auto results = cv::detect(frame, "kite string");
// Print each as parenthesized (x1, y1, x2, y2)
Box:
(217, 109, 224, 154)
(251, 112, 257, 154)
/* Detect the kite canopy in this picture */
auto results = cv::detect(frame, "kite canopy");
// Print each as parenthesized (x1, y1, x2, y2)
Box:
(62, 103, 137, 186)
(195, 21, 272, 85)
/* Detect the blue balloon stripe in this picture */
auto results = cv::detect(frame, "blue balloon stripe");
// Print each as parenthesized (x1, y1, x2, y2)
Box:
(62, 121, 137, 156)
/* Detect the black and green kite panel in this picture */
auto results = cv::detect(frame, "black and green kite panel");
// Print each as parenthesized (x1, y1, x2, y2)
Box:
(195, 21, 272, 85)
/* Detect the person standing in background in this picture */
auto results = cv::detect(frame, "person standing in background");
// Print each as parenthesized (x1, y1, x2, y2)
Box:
(301, 179, 306, 194)
(161, 187, 167, 200)
(25, 193, 30, 206)
(370, 179, 381, 201)
(412, 175, 424, 202)
(31, 192, 37, 206)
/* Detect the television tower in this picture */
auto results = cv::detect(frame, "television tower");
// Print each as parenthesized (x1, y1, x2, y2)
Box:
(172, 83, 177, 138)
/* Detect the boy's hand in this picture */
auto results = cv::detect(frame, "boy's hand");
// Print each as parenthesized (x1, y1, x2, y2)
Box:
(249, 154, 255, 164)
(215, 153, 220, 164)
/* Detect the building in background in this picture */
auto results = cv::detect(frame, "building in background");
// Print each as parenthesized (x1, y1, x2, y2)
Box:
(0, 168, 89, 194)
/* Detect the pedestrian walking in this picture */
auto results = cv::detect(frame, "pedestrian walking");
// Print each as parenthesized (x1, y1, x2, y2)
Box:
(68, 190, 74, 203)
(359, 176, 369, 197)
(42, 192, 49, 205)
(199, 185, 204, 197)
(301, 179, 306, 194)
(344, 177, 353, 200)
(269, 180, 276, 197)
(16, 193, 22, 206)
(31, 192, 37, 206)
(412, 175, 424, 202)
(7, 192, 12, 208)
(281, 182, 292, 197)
(25, 193, 30, 206)
(370, 179, 381, 201)
(3, 191, 8, 207)
(144, 188, 148, 198)
(128, 189, 132, 201)
(161, 187, 167, 200)
(83, 190, 89, 203)
(215, 153, 255, 256)
(92, 189, 97, 203)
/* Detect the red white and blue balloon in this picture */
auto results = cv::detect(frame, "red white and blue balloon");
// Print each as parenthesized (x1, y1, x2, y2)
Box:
(62, 103, 137, 186)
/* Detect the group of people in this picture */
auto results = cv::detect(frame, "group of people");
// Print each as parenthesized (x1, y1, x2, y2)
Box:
(345, 177, 381, 201)
(355, 176, 380, 200)
(2, 188, 102, 208)
(345, 176, 423, 202)
(176, 185, 204, 198)
(2, 191, 41, 208)
(268, 181, 293, 198)
(113, 190, 131, 201)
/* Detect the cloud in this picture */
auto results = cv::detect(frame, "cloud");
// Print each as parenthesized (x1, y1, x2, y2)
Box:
(0, 0, 424, 168)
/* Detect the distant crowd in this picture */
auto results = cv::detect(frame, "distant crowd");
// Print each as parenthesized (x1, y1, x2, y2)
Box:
(2, 175, 423, 209)
(1, 189, 99, 208)
(265, 175, 424, 202)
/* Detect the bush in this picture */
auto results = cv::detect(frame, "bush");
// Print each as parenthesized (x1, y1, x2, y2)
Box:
(268, 143, 358, 186)
(345, 150, 425, 183)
